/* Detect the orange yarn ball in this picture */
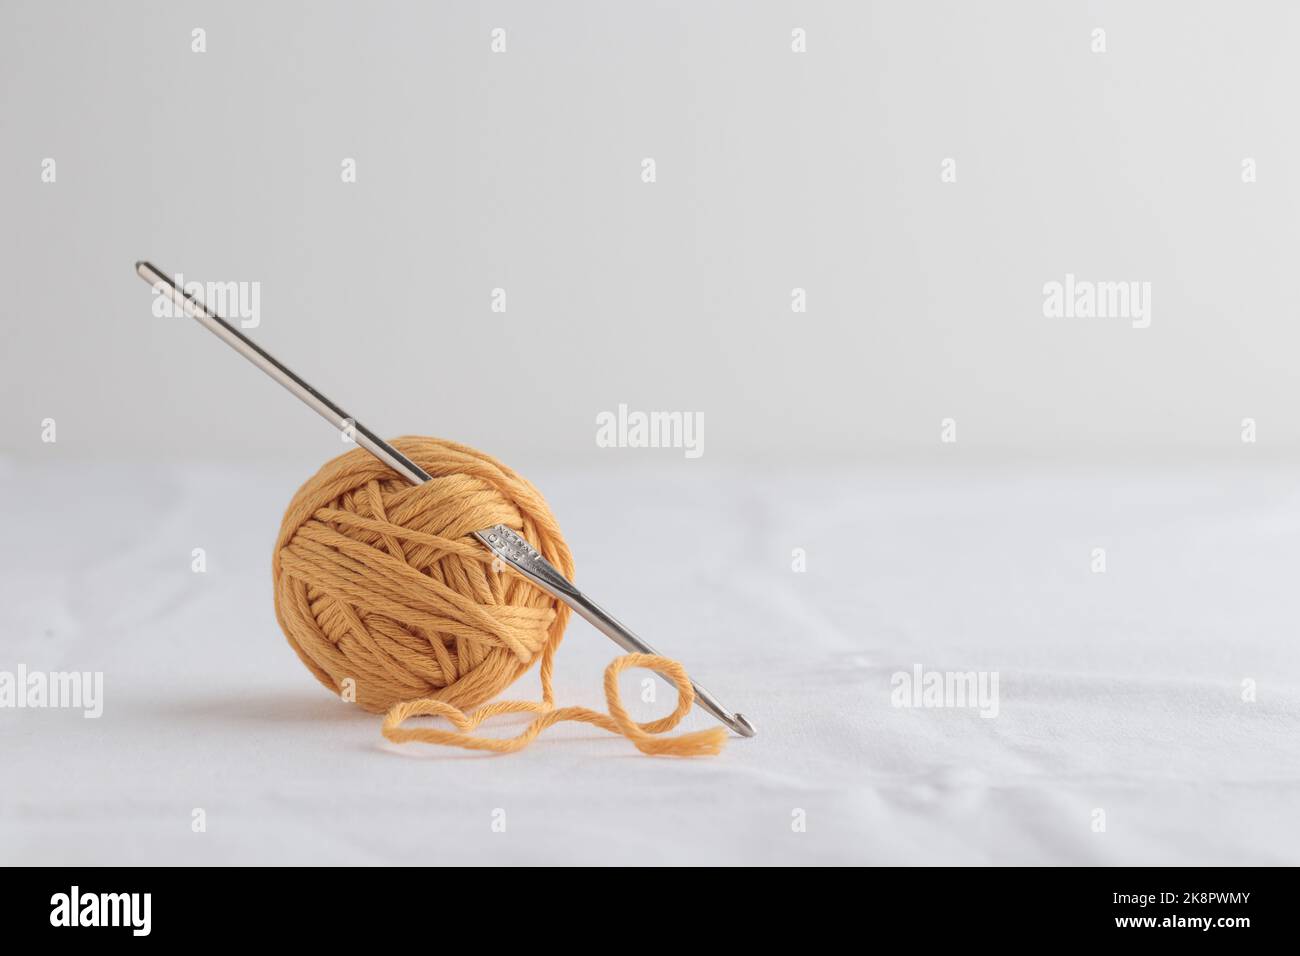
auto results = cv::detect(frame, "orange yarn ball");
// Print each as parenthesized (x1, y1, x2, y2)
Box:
(271, 436, 574, 715)
(271, 434, 726, 757)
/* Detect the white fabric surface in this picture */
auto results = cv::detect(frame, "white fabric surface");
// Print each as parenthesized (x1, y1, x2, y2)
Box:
(1, 458, 1298, 865)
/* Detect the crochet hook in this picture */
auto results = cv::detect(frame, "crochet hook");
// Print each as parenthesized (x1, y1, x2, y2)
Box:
(135, 262, 756, 738)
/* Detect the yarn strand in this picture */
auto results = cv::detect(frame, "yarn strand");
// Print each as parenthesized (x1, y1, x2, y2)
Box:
(381, 652, 728, 757)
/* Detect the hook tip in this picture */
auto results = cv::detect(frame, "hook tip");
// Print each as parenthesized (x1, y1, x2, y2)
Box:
(732, 713, 756, 738)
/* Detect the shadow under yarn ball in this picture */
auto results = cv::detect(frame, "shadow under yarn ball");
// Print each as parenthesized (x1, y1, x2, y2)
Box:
(272, 435, 575, 715)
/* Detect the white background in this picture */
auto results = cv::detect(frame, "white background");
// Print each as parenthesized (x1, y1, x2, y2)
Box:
(4, 1, 1300, 465)
(2, 1, 1298, 866)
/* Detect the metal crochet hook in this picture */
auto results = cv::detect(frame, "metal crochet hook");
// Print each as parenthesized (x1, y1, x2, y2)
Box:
(135, 262, 755, 738)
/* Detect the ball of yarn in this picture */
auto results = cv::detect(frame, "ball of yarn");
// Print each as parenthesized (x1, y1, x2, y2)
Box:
(272, 435, 726, 756)
(273, 435, 574, 715)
